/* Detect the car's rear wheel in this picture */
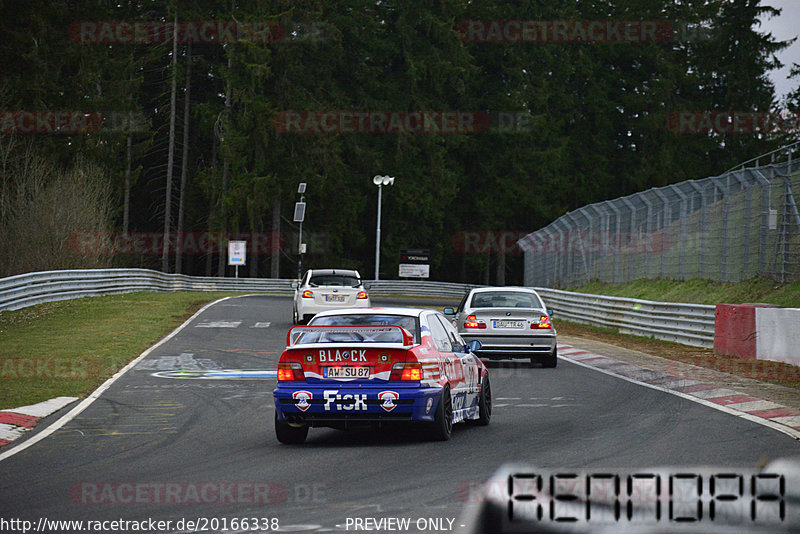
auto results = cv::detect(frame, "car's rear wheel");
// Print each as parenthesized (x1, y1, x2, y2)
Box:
(541, 345, 558, 368)
(292, 307, 299, 324)
(428, 387, 453, 441)
(476, 375, 491, 425)
(275, 412, 308, 444)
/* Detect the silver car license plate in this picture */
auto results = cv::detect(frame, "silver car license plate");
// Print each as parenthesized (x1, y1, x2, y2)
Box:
(493, 320, 525, 329)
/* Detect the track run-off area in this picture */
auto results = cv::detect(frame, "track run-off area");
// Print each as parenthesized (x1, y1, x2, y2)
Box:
(1, 294, 798, 532)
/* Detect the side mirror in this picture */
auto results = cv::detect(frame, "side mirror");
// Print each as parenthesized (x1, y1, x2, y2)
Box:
(547, 308, 554, 317)
(443, 307, 455, 315)
(291, 281, 299, 289)
(466, 339, 482, 353)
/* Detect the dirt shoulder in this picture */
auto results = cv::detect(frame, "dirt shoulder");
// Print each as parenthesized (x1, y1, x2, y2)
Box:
(556, 321, 800, 411)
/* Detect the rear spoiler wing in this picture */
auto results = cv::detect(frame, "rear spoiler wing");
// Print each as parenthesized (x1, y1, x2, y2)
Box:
(287, 324, 415, 348)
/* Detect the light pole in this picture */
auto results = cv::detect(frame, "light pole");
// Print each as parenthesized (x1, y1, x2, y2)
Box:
(372, 175, 395, 280)
(294, 183, 307, 279)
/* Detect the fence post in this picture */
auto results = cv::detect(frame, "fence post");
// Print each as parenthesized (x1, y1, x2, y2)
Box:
(653, 188, 670, 278)
(620, 197, 636, 282)
(670, 184, 688, 280)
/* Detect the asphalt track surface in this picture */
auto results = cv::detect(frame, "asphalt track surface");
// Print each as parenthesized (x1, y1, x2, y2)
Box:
(1, 294, 799, 532)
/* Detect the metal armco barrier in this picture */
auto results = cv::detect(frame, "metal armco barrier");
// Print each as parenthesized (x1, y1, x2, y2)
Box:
(535, 287, 715, 348)
(0, 269, 715, 348)
(0, 269, 294, 312)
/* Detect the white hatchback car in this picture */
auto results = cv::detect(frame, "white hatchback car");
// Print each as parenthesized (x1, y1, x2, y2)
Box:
(292, 269, 370, 324)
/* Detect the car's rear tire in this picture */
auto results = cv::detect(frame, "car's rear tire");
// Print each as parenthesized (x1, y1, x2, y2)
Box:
(541, 346, 558, 368)
(275, 412, 308, 444)
(292, 307, 299, 324)
(476, 375, 491, 426)
(428, 387, 453, 441)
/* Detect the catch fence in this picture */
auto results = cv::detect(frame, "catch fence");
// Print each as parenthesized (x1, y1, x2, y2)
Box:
(521, 151, 800, 287)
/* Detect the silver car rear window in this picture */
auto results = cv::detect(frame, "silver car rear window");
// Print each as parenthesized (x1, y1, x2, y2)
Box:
(470, 291, 542, 309)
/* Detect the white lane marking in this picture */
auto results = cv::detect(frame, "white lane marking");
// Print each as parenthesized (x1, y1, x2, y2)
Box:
(195, 321, 241, 328)
(252, 322, 271, 328)
(493, 404, 509, 408)
(2, 397, 78, 418)
(559, 351, 800, 440)
(496, 397, 521, 400)
(0, 295, 241, 463)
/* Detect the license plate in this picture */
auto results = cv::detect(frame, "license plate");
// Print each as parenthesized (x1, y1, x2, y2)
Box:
(325, 294, 345, 302)
(493, 320, 525, 329)
(324, 366, 370, 378)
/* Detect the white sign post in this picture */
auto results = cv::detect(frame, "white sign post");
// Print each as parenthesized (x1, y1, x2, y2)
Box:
(228, 240, 246, 278)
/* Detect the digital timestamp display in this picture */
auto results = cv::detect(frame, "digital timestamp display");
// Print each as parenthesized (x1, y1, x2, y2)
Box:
(502, 471, 786, 527)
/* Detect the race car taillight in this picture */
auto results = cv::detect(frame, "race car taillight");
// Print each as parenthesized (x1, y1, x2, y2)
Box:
(356, 291, 368, 299)
(390, 362, 422, 381)
(277, 362, 305, 381)
(532, 315, 552, 329)
(464, 315, 486, 329)
(302, 290, 314, 299)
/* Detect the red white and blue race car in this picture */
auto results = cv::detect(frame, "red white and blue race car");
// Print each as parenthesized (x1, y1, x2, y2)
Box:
(273, 307, 491, 444)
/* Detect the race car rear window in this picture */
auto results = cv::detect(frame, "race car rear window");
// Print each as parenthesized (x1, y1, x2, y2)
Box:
(308, 275, 360, 287)
(309, 314, 420, 343)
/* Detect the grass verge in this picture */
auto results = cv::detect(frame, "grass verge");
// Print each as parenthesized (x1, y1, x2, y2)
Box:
(0, 291, 246, 410)
(570, 277, 800, 308)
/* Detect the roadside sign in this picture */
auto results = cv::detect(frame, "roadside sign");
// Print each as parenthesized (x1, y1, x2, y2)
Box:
(398, 264, 430, 278)
(399, 248, 430, 263)
(228, 241, 246, 266)
(294, 202, 306, 222)
(399, 248, 430, 278)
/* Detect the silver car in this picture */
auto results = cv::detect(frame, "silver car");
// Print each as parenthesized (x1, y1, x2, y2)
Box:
(444, 287, 557, 367)
(292, 269, 370, 324)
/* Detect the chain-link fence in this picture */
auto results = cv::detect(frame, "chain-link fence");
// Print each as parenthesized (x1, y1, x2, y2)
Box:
(520, 153, 800, 288)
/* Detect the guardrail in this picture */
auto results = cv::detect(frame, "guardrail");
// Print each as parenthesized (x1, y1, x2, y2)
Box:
(535, 288, 716, 348)
(0, 269, 715, 348)
(0, 269, 294, 312)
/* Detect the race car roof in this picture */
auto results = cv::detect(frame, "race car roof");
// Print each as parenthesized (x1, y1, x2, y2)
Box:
(311, 307, 427, 318)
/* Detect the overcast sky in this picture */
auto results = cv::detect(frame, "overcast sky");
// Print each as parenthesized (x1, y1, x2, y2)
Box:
(761, 0, 800, 100)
